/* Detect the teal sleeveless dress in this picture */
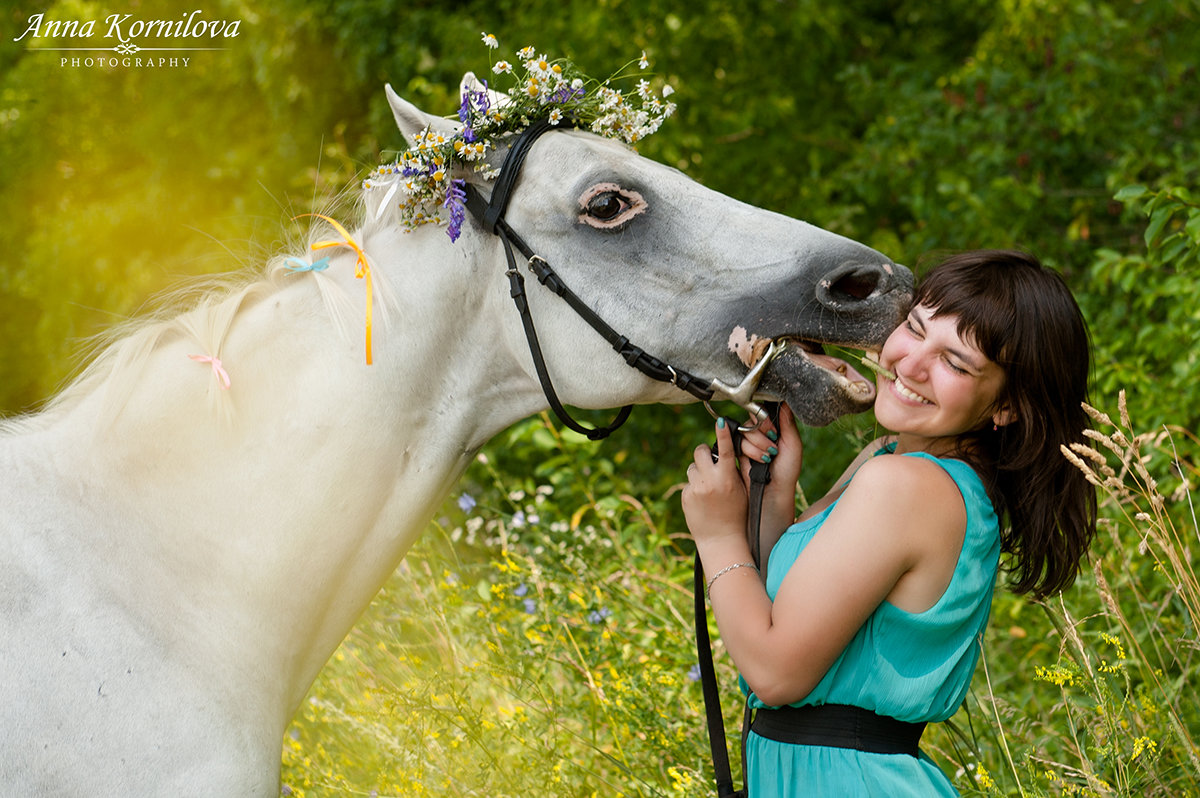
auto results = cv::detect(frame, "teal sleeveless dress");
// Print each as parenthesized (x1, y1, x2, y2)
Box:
(742, 447, 1000, 797)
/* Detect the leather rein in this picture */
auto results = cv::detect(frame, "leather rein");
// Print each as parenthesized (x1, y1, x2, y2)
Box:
(463, 120, 779, 796)
(462, 120, 782, 439)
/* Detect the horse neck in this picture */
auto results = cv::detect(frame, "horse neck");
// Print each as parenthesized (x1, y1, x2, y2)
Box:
(24, 229, 545, 725)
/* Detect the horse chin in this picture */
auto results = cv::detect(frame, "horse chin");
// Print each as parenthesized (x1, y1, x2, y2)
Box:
(756, 344, 877, 427)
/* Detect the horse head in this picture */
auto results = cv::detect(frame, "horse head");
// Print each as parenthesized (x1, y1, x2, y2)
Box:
(383, 78, 912, 430)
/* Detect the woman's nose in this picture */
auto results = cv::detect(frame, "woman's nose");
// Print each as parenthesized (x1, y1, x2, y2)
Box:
(894, 348, 928, 382)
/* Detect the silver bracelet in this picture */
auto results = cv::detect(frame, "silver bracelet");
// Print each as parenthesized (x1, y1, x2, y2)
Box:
(705, 561, 758, 597)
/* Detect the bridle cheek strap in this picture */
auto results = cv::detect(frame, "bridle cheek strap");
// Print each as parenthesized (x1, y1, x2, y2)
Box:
(497, 221, 633, 441)
(463, 121, 716, 441)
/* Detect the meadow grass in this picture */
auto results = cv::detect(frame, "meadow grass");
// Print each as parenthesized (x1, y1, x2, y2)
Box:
(281, 394, 1198, 796)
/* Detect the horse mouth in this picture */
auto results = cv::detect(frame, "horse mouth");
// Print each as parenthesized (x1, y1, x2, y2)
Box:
(753, 338, 879, 427)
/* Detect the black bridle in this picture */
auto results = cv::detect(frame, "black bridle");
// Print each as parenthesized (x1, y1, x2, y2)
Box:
(465, 121, 777, 797)
(462, 120, 776, 440)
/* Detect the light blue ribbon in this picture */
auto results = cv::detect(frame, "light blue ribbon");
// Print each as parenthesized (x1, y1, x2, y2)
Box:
(284, 256, 331, 273)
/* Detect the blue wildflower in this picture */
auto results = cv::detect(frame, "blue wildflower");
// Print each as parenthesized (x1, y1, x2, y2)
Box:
(549, 84, 585, 104)
(587, 607, 613, 624)
(444, 178, 467, 242)
(457, 92, 472, 126)
(514, 583, 529, 597)
(512, 510, 526, 528)
(458, 84, 491, 144)
(457, 492, 476, 513)
(463, 86, 492, 143)
(472, 85, 491, 115)
(687, 664, 702, 682)
(523, 598, 537, 614)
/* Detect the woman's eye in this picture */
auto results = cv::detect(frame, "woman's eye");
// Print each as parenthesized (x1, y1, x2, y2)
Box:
(587, 192, 627, 221)
(945, 358, 968, 375)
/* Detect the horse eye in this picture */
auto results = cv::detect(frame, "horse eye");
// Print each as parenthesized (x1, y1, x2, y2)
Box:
(587, 192, 627, 221)
(577, 183, 647, 229)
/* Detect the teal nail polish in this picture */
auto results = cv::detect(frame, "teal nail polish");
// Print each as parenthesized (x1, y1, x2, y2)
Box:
(717, 417, 726, 429)
(767, 430, 779, 442)
(761, 454, 772, 463)
(768, 446, 778, 457)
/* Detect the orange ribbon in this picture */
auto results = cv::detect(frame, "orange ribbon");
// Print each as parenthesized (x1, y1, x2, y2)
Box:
(297, 213, 374, 365)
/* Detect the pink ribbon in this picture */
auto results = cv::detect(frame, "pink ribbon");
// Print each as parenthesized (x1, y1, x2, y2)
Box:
(189, 354, 231, 390)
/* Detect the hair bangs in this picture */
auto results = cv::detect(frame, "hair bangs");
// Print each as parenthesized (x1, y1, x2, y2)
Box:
(915, 255, 1020, 369)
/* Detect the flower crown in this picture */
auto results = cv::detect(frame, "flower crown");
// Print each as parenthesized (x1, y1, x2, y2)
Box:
(363, 33, 677, 241)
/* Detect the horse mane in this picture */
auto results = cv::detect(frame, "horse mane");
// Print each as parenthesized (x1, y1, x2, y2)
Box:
(1, 182, 392, 436)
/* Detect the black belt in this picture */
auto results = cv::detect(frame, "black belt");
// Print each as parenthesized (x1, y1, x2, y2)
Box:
(750, 704, 926, 757)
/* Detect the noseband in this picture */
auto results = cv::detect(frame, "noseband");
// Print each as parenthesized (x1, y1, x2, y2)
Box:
(463, 121, 779, 439)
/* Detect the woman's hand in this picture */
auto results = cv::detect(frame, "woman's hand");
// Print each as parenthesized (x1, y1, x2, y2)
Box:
(681, 418, 750, 548)
(736, 405, 803, 533)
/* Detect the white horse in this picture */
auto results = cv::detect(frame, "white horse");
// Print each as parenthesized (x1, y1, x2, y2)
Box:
(0, 78, 911, 796)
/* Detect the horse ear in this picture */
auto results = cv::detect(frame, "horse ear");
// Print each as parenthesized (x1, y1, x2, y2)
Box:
(384, 83, 458, 139)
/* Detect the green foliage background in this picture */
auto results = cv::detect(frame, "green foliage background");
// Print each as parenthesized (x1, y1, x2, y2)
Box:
(3, 1, 1200, 796)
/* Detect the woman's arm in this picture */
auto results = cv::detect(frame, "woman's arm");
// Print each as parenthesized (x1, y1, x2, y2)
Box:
(682, 436, 965, 707)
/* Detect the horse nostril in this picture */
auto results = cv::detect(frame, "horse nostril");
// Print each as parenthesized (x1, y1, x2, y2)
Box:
(831, 269, 881, 301)
(818, 263, 887, 307)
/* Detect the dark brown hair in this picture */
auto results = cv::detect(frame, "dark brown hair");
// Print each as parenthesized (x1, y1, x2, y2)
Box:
(915, 250, 1097, 598)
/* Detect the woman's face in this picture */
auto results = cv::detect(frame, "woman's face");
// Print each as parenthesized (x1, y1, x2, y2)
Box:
(874, 304, 1008, 454)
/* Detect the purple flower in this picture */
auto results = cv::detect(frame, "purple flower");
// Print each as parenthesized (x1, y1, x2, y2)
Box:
(457, 493, 476, 513)
(514, 583, 529, 597)
(443, 178, 467, 241)
(549, 85, 585, 105)
(458, 86, 491, 144)
(687, 664, 702, 682)
(473, 85, 491, 113)
(522, 598, 537, 614)
(587, 607, 612, 624)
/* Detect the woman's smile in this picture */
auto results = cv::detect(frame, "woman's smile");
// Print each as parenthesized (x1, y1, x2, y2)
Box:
(890, 375, 933, 406)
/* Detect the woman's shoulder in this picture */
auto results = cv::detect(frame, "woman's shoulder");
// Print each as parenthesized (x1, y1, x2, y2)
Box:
(825, 435, 899, 489)
(851, 449, 958, 487)
(843, 451, 967, 520)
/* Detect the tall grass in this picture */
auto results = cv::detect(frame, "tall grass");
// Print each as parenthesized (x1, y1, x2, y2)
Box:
(943, 392, 1200, 797)
(281, 395, 1199, 797)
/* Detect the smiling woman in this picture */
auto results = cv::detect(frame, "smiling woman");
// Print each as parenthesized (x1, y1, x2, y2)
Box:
(683, 249, 1098, 797)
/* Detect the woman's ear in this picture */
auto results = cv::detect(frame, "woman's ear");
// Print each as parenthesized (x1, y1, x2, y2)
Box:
(992, 406, 1017, 428)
